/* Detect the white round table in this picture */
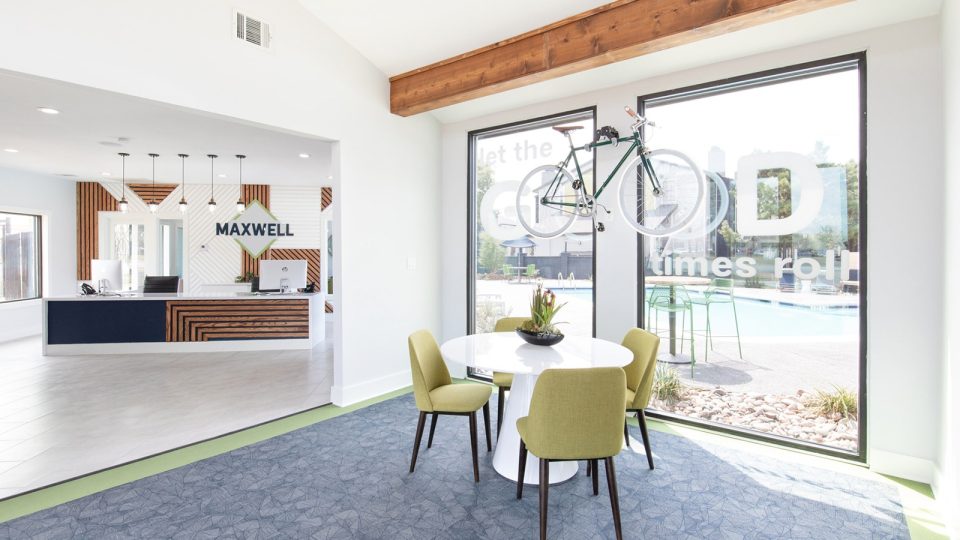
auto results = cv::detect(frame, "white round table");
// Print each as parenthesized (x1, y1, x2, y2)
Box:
(440, 333, 632, 485)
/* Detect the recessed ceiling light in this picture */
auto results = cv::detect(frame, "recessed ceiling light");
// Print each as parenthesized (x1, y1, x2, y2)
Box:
(218, 173, 227, 178)
(299, 153, 310, 158)
(327, 175, 333, 180)
(3, 148, 18, 153)
(57, 173, 78, 178)
(101, 172, 112, 177)
(37, 107, 60, 115)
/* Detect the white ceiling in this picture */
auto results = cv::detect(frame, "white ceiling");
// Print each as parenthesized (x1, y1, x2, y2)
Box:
(297, 0, 611, 75)
(0, 70, 333, 186)
(300, 0, 942, 124)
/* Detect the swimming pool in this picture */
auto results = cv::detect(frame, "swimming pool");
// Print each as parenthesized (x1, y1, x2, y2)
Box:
(554, 288, 858, 338)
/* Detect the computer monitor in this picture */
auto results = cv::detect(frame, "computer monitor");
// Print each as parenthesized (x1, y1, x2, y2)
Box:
(259, 260, 308, 293)
(91, 259, 123, 292)
(143, 276, 181, 293)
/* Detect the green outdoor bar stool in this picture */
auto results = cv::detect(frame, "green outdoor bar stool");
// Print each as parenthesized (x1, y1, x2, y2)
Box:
(492, 316, 529, 439)
(689, 277, 743, 361)
(622, 328, 661, 469)
(408, 330, 492, 483)
(516, 368, 626, 540)
(649, 284, 696, 376)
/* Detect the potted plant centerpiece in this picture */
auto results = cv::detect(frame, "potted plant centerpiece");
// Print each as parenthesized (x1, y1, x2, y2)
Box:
(517, 283, 567, 346)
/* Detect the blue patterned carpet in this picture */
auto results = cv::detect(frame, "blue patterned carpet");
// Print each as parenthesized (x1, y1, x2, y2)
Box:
(0, 395, 907, 539)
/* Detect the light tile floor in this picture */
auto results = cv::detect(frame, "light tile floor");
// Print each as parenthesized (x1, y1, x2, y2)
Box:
(0, 323, 334, 499)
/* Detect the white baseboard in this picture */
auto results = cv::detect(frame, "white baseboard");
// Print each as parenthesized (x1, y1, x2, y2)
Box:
(932, 465, 959, 539)
(332, 369, 410, 407)
(869, 448, 936, 484)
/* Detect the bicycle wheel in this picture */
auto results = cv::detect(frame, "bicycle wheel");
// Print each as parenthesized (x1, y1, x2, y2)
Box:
(516, 164, 582, 238)
(616, 149, 705, 237)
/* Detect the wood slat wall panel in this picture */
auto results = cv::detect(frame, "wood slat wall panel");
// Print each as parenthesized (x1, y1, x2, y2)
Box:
(240, 184, 271, 277)
(165, 299, 308, 342)
(266, 248, 322, 286)
(76, 182, 119, 280)
(321, 187, 333, 210)
(127, 183, 179, 206)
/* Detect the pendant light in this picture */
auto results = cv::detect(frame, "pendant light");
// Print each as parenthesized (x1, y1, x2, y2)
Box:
(207, 154, 218, 213)
(235, 154, 246, 213)
(178, 154, 189, 213)
(118, 152, 129, 213)
(147, 153, 160, 213)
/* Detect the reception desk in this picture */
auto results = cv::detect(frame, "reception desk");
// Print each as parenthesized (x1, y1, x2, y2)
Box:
(43, 292, 324, 355)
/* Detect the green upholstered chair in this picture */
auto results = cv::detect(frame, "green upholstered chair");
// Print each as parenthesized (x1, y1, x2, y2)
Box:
(516, 368, 625, 540)
(492, 316, 528, 439)
(622, 328, 661, 469)
(408, 330, 492, 483)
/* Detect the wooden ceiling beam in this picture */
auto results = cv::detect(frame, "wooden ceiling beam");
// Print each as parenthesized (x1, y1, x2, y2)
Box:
(389, 0, 849, 116)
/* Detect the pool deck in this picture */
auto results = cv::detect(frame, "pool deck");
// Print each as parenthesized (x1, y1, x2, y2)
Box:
(474, 278, 859, 395)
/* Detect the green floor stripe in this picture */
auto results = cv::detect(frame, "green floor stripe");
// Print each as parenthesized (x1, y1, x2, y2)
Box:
(0, 385, 414, 523)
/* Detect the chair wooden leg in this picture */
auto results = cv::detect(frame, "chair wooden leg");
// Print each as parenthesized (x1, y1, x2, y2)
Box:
(637, 410, 654, 470)
(591, 459, 599, 496)
(469, 412, 480, 483)
(539, 458, 550, 540)
(623, 418, 631, 448)
(409, 411, 427, 473)
(604, 457, 623, 540)
(482, 402, 492, 452)
(496, 389, 505, 439)
(427, 413, 438, 449)
(517, 440, 528, 499)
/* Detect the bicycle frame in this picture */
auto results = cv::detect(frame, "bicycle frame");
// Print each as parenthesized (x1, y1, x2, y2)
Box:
(540, 132, 662, 209)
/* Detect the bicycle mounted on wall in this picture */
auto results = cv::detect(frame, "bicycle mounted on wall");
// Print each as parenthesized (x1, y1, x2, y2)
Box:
(515, 106, 705, 238)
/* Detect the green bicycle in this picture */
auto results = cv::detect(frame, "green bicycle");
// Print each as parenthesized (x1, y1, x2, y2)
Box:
(515, 106, 705, 238)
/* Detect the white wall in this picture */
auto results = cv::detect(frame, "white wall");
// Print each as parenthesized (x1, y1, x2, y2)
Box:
(441, 18, 945, 482)
(938, 1, 959, 536)
(270, 186, 323, 249)
(0, 167, 75, 341)
(0, 0, 441, 405)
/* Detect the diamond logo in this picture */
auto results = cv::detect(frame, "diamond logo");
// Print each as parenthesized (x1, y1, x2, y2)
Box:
(215, 200, 294, 258)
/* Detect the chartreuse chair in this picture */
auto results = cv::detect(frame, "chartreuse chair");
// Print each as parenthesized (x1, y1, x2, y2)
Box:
(622, 328, 661, 469)
(492, 316, 529, 439)
(408, 330, 492, 483)
(516, 368, 626, 540)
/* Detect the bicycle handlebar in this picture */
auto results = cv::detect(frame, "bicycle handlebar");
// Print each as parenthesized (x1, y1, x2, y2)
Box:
(624, 105, 655, 129)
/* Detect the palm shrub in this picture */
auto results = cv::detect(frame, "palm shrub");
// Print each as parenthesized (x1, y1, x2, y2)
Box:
(808, 386, 858, 419)
(652, 365, 684, 402)
(520, 283, 566, 335)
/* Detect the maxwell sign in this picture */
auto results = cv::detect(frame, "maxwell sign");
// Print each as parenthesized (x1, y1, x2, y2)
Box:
(215, 200, 293, 258)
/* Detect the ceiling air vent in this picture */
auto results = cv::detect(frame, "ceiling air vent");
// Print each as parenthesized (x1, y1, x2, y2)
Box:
(235, 12, 270, 48)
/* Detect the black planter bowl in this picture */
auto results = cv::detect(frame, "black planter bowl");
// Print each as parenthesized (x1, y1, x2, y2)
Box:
(516, 328, 565, 346)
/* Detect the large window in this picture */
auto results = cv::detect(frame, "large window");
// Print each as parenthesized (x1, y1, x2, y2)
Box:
(639, 55, 866, 457)
(468, 109, 596, 375)
(0, 212, 41, 303)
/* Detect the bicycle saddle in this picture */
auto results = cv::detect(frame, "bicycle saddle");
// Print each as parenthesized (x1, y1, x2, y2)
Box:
(552, 125, 583, 134)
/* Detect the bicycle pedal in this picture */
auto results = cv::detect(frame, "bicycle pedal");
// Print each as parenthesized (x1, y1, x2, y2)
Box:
(596, 222, 606, 232)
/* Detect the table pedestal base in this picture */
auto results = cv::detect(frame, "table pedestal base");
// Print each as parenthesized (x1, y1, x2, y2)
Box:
(492, 373, 578, 485)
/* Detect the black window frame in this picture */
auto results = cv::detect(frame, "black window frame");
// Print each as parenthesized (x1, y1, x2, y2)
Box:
(636, 52, 868, 462)
(0, 210, 43, 304)
(466, 106, 598, 381)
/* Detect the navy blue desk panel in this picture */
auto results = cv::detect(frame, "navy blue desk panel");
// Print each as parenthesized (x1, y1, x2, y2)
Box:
(47, 300, 167, 344)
